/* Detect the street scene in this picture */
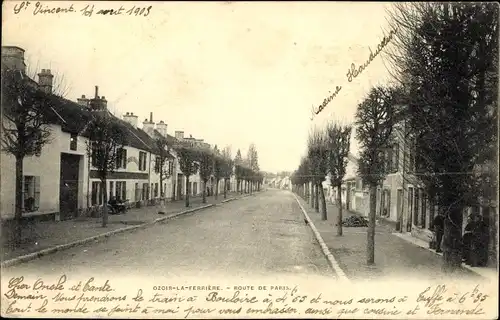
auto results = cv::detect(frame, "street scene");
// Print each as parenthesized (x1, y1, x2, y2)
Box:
(2, 190, 333, 280)
(1, 1, 498, 318)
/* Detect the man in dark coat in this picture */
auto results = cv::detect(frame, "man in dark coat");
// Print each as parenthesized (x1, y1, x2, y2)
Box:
(432, 212, 445, 253)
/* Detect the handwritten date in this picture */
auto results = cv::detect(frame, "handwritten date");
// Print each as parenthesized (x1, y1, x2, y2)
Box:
(81, 5, 152, 17)
(12, 2, 152, 17)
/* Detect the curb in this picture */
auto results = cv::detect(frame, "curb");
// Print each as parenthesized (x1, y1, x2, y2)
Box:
(292, 193, 350, 283)
(1, 203, 219, 269)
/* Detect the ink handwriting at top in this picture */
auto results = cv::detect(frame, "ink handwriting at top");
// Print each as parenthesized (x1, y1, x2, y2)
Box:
(311, 27, 397, 120)
(81, 5, 153, 17)
(12, 1, 152, 17)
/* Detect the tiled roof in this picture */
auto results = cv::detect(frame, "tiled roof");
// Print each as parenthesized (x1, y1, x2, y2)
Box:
(1, 77, 160, 153)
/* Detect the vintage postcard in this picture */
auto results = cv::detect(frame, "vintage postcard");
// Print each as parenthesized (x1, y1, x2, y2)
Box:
(1, 1, 498, 318)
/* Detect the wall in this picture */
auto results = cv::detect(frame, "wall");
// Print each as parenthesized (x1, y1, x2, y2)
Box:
(88, 145, 151, 206)
(0, 123, 88, 219)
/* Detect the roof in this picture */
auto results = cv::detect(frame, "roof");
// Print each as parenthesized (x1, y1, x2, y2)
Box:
(1, 72, 163, 154)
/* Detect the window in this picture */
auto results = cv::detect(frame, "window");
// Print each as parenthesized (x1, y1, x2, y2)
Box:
(135, 183, 140, 201)
(168, 160, 174, 175)
(163, 183, 167, 197)
(142, 183, 148, 200)
(116, 148, 127, 169)
(70, 133, 77, 151)
(91, 181, 103, 205)
(385, 149, 393, 174)
(91, 143, 99, 167)
(154, 183, 159, 197)
(408, 187, 416, 225)
(393, 143, 399, 173)
(155, 156, 161, 173)
(139, 152, 147, 171)
(355, 178, 363, 190)
(109, 181, 114, 199)
(151, 183, 154, 199)
(23, 176, 40, 212)
(420, 190, 427, 228)
(193, 182, 197, 196)
(116, 181, 126, 200)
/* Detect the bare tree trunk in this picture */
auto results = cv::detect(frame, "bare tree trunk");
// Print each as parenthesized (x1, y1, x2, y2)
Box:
(315, 182, 319, 213)
(202, 179, 207, 204)
(159, 171, 165, 207)
(367, 184, 377, 265)
(102, 179, 109, 228)
(443, 206, 464, 272)
(14, 156, 24, 245)
(223, 179, 227, 199)
(319, 182, 327, 220)
(337, 183, 343, 236)
(310, 182, 315, 208)
(185, 176, 190, 207)
(215, 179, 219, 200)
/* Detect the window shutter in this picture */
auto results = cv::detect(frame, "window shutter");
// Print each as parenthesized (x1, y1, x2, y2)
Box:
(122, 182, 127, 200)
(34, 176, 41, 208)
(123, 149, 127, 169)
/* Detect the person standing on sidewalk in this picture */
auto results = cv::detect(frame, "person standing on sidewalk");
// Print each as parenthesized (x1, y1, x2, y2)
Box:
(432, 212, 445, 253)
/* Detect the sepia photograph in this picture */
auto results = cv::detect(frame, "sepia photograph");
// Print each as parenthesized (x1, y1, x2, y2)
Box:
(1, 1, 498, 318)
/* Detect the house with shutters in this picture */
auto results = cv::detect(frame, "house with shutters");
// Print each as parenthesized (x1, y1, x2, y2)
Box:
(1, 46, 187, 221)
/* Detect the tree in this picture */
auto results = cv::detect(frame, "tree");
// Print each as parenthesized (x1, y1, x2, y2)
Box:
(291, 156, 311, 201)
(176, 143, 199, 207)
(386, 2, 498, 271)
(213, 146, 224, 200)
(84, 111, 127, 228)
(247, 143, 260, 173)
(355, 85, 399, 265)
(1, 69, 53, 243)
(154, 135, 173, 205)
(198, 148, 214, 204)
(234, 149, 243, 193)
(326, 122, 352, 236)
(307, 128, 329, 219)
(221, 146, 233, 199)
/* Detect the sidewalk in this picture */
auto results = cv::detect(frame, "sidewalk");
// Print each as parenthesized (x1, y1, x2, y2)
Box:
(295, 195, 486, 282)
(393, 232, 498, 282)
(1, 192, 244, 262)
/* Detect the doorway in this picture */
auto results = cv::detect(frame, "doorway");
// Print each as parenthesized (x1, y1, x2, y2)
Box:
(397, 189, 403, 231)
(60, 153, 81, 220)
(177, 173, 184, 200)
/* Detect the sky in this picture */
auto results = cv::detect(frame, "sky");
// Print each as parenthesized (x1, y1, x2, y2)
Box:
(2, 1, 395, 173)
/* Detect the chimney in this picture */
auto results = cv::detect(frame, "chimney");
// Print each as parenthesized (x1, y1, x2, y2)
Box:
(77, 94, 89, 107)
(101, 95, 108, 109)
(175, 131, 184, 140)
(123, 112, 138, 128)
(142, 112, 155, 136)
(37, 69, 54, 94)
(89, 85, 107, 111)
(1, 46, 27, 74)
(156, 120, 168, 137)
